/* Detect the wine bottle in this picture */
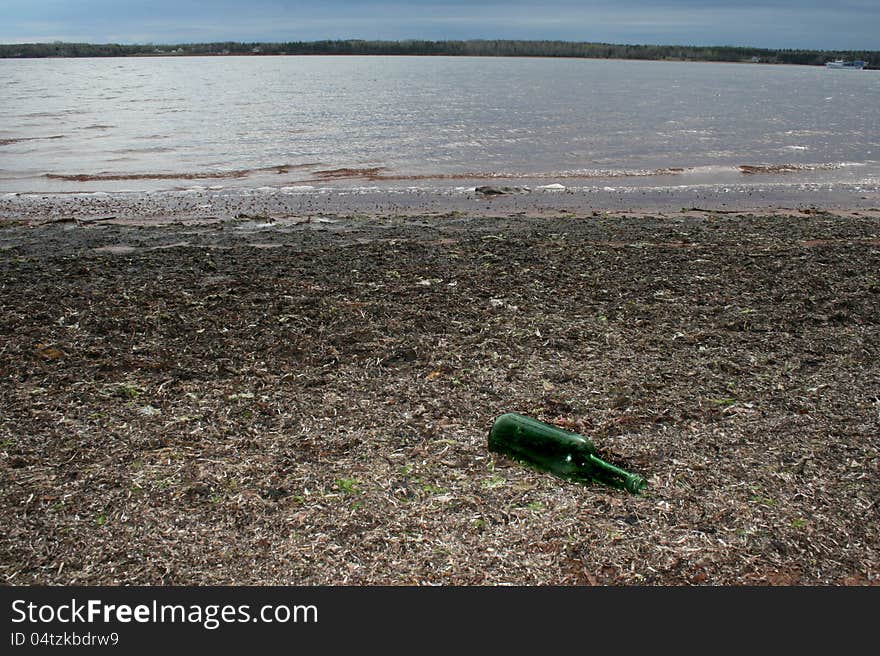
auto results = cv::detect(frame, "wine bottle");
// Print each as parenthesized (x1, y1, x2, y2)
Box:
(488, 412, 647, 494)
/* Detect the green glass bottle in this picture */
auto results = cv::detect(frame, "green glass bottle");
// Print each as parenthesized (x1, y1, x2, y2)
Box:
(488, 413, 647, 494)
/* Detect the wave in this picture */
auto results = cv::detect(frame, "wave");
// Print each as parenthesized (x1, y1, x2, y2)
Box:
(737, 162, 861, 175)
(43, 163, 322, 182)
(109, 146, 176, 155)
(307, 167, 687, 182)
(22, 110, 86, 118)
(0, 135, 66, 146)
(32, 160, 873, 187)
(310, 167, 388, 181)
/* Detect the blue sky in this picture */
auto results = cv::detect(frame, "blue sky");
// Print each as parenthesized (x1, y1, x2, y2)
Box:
(1, 1, 877, 50)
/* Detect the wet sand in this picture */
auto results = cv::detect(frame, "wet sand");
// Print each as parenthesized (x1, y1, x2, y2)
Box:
(3, 180, 880, 226)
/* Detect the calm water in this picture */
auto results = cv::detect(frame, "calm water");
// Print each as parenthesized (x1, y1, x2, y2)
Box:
(1, 55, 879, 193)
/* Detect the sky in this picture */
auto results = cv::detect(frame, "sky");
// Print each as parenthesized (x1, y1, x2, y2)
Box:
(1, 0, 877, 51)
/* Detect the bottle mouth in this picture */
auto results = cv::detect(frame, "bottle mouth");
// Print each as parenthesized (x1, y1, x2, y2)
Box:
(625, 475, 648, 495)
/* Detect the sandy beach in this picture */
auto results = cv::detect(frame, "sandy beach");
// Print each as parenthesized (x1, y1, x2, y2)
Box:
(1, 189, 878, 585)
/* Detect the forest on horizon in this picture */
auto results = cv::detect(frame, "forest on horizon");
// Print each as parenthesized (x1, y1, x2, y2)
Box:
(1, 39, 878, 68)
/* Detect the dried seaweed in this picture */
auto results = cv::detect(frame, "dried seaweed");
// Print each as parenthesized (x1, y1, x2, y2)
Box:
(1, 210, 878, 585)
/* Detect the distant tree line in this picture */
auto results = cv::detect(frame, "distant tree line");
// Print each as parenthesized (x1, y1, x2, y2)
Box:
(1, 39, 877, 68)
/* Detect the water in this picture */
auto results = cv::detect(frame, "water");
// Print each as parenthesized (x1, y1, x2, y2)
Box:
(1, 55, 879, 195)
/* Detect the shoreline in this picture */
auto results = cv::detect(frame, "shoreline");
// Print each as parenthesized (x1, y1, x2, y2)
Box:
(1, 200, 878, 585)
(3, 184, 880, 227)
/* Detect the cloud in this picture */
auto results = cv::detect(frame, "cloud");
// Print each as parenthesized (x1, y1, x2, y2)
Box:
(0, 1, 877, 49)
